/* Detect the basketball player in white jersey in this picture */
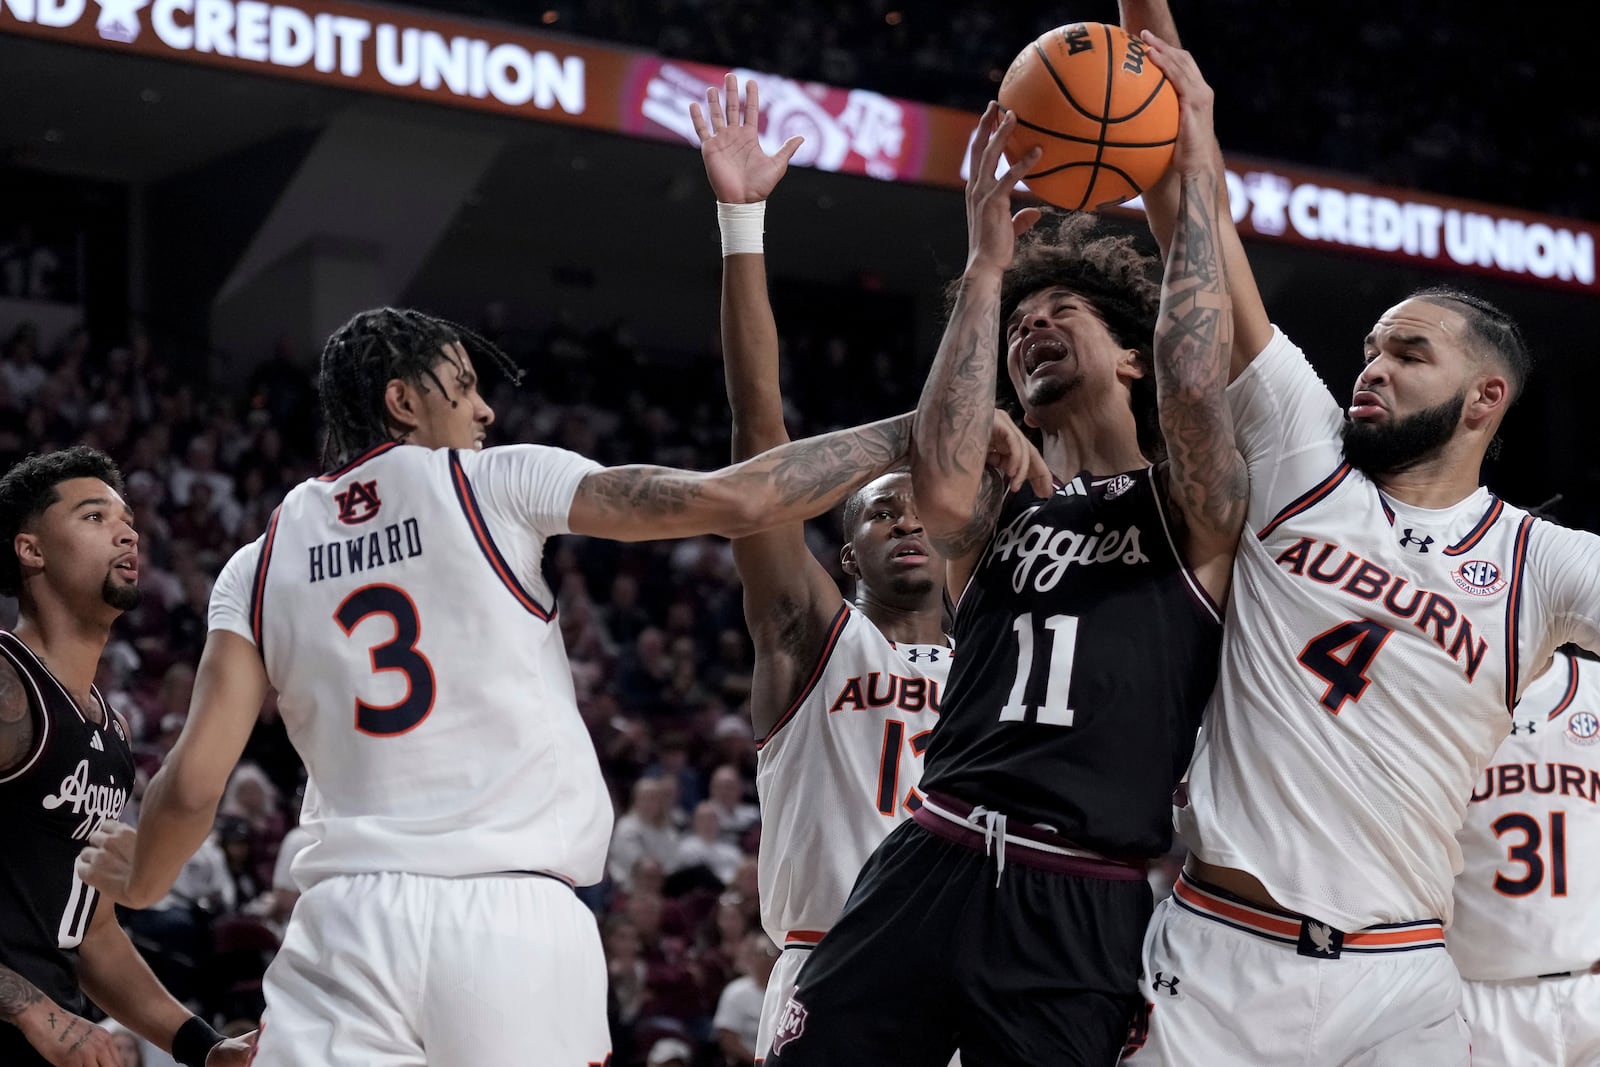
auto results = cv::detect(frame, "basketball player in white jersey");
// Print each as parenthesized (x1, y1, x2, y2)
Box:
(75, 309, 1046, 1067)
(1120, 4, 1600, 1064)
(693, 77, 1032, 1062)
(1451, 646, 1600, 1067)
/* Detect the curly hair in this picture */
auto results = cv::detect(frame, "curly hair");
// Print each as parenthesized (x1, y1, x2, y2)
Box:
(950, 211, 1164, 460)
(317, 307, 523, 467)
(0, 446, 127, 597)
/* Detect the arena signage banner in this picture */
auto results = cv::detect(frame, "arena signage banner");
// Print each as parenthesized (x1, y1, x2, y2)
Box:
(3, 0, 1594, 291)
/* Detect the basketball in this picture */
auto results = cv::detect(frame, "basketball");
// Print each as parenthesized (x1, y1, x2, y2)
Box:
(998, 22, 1179, 211)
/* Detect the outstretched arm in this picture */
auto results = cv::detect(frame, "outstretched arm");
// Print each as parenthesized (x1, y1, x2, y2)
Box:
(691, 74, 842, 734)
(1120, 0, 1272, 379)
(912, 103, 1042, 596)
(77, 631, 267, 910)
(1143, 32, 1248, 600)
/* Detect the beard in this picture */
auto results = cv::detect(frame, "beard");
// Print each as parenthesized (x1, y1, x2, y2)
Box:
(101, 574, 142, 612)
(886, 572, 938, 602)
(1341, 391, 1465, 477)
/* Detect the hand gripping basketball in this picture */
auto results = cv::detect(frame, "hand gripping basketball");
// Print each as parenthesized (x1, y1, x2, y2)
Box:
(965, 101, 1043, 276)
(1137, 31, 1219, 183)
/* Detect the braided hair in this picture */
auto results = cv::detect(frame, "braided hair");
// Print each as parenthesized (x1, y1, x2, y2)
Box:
(1406, 285, 1532, 402)
(317, 307, 524, 467)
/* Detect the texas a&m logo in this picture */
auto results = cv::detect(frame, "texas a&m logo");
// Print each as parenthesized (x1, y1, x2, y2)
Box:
(771, 996, 808, 1054)
(335, 480, 382, 525)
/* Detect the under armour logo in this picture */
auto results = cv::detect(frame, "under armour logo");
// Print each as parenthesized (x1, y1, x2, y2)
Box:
(1150, 971, 1181, 996)
(335, 479, 382, 525)
(905, 648, 941, 663)
(1297, 919, 1344, 958)
(1510, 720, 1537, 736)
(1397, 528, 1434, 553)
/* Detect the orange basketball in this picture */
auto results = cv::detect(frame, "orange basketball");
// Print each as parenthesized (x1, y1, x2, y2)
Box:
(998, 22, 1178, 211)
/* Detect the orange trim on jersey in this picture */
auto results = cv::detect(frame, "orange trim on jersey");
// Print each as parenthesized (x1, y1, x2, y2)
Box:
(1343, 926, 1446, 948)
(249, 507, 283, 654)
(754, 603, 851, 750)
(1503, 515, 1535, 716)
(1257, 463, 1352, 540)
(1444, 497, 1505, 556)
(447, 451, 553, 621)
(1546, 654, 1582, 721)
(316, 440, 400, 481)
(1174, 875, 1444, 953)
(784, 929, 826, 947)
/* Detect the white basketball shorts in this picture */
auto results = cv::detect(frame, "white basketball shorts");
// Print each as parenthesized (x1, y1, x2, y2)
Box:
(250, 871, 610, 1067)
(1122, 873, 1468, 1066)
(1461, 970, 1600, 1067)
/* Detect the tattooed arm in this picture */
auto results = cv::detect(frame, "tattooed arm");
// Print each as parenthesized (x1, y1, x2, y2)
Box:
(1143, 35, 1248, 603)
(911, 102, 1041, 593)
(567, 414, 913, 543)
(1119, 2, 1272, 380)
(2, 960, 122, 1066)
(0, 657, 38, 777)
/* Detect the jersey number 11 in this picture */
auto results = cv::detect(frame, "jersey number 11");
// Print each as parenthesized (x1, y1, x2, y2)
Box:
(1000, 612, 1080, 726)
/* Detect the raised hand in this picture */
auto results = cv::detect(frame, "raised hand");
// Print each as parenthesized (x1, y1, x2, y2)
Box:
(689, 73, 804, 204)
(965, 101, 1043, 276)
(987, 410, 1053, 497)
(1138, 31, 1219, 180)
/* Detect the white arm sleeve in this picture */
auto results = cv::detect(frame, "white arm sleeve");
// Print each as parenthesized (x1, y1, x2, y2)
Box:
(1523, 520, 1600, 662)
(1226, 326, 1351, 530)
(207, 539, 264, 644)
(453, 444, 601, 539)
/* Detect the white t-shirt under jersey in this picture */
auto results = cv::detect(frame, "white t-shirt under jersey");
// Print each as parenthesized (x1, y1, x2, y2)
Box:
(755, 603, 951, 942)
(1451, 650, 1600, 979)
(210, 441, 611, 890)
(1179, 328, 1600, 929)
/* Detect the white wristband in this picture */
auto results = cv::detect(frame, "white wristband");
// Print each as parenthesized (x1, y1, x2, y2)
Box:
(717, 201, 766, 256)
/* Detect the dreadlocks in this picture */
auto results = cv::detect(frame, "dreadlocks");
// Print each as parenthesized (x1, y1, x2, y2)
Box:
(317, 307, 525, 467)
(948, 211, 1165, 461)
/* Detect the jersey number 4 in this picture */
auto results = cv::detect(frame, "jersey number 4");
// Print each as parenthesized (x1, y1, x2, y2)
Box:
(1297, 619, 1394, 714)
(336, 583, 438, 736)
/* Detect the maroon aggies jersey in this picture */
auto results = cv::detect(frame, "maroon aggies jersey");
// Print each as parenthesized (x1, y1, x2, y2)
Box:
(0, 631, 133, 1018)
(921, 467, 1222, 860)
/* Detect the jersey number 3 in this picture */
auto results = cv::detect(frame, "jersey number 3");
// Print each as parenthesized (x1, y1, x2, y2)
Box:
(336, 583, 437, 736)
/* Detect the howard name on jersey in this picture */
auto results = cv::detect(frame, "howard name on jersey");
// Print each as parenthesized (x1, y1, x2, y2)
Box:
(1451, 650, 1600, 981)
(921, 468, 1222, 859)
(210, 442, 613, 889)
(756, 603, 950, 942)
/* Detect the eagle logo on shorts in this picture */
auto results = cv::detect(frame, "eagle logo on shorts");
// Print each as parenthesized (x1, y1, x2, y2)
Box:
(335, 480, 382, 525)
(772, 996, 808, 1054)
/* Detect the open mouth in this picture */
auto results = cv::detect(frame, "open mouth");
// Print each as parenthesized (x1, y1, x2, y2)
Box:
(1022, 337, 1071, 376)
(892, 542, 929, 564)
(113, 556, 139, 580)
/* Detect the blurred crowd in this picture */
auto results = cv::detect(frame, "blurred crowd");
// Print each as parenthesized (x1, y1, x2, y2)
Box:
(0, 305, 957, 1066)
(419, 0, 1595, 221)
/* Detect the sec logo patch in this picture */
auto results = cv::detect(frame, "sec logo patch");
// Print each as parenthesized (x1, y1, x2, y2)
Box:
(1566, 710, 1600, 747)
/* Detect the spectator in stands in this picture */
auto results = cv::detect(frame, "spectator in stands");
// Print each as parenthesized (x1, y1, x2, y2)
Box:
(712, 932, 778, 1065)
(609, 776, 682, 889)
(672, 801, 746, 885)
(706, 764, 759, 844)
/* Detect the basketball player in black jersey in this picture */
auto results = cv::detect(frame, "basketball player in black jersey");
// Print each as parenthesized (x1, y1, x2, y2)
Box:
(0, 448, 254, 1067)
(768, 40, 1245, 1067)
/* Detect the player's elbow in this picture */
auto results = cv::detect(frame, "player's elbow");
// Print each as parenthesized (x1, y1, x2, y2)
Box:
(701, 473, 769, 539)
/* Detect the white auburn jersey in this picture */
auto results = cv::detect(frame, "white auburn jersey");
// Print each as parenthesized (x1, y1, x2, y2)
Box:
(1179, 328, 1600, 930)
(1451, 650, 1600, 980)
(209, 441, 613, 890)
(755, 603, 950, 944)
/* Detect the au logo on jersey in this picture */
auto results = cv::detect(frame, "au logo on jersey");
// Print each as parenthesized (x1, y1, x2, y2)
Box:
(1566, 710, 1600, 747)
(335, 480, 382, 525)
(1451, 559, 1506, 597)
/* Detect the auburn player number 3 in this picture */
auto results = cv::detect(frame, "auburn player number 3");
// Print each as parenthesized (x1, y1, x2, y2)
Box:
(335, 583, 438, 736)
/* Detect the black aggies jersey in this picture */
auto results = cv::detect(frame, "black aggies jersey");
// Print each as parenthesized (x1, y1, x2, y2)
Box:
(0, 631, 133, 1016)
(920, 468, 1222, 859)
